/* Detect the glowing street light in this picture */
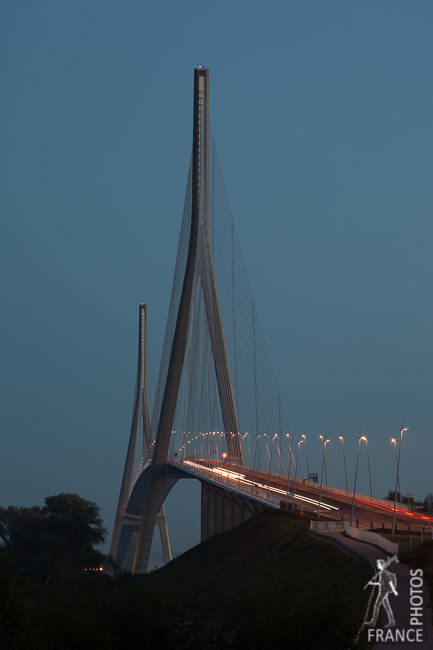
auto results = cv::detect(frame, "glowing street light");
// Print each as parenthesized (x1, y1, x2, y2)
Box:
(392, 424, 409, 534)
(251, 434, 261, 494)
(238, 433, 248, 487)
(350, 435, 367, 527)
(285, 433, 293, 506)
(319, 435, 328, 485)
(390, 438, 402, 500)
(267, 434, 278, 498)
(291, 438, 304, 510)
(318, 439, 331, 518)
(364, 436, 373, 498)
(339, 436, 348, 492)
(302, 434, 310, 480)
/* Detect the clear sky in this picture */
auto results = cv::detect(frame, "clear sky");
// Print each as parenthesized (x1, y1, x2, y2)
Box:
(1, 1, 432, 557)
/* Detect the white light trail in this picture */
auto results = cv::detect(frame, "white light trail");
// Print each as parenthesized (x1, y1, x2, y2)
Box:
(183, 461, 339, 511)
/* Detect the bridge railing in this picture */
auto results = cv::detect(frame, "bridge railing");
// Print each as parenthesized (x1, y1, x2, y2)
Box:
(344, 522, 399, 554)
(172, 459, 323, 514)
(285, 476, 411, 511)
(310, 520, 399, 554)
(310, 521, 345, 532)
(172, 458, 411, 512)
(172, 458, 286, 508)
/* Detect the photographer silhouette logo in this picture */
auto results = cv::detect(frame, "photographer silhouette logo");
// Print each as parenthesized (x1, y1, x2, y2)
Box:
(364, 555, 425, 644)
(365, 555, 399, 628)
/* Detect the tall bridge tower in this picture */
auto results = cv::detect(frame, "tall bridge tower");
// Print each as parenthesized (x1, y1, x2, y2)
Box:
(110, 68, 243, 573)
(109, 304, 171, 568)
(132, 68, 241, 574)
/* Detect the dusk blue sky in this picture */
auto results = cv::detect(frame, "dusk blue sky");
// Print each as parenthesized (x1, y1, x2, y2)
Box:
(1, 1, 432, 557)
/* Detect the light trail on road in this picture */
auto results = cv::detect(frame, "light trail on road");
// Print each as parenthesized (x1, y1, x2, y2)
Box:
(183, 460, 339, 512)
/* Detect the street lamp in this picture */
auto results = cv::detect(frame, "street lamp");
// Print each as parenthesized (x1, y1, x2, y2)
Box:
(339, 436, 348, 492)
(319, 435, 328, 485)
(302, 434, 310, 481)
(390, 438, 402, 501)
(317, 439, 331, 518)
(267, 434, 278, 498)
(285, 433, 293, 506)
(291, 438, 304, 510)
(392, 425, 409, 534)
(238, 433, 248, 487)
(350, 436, 367, 527)
(251, 434, 261, 494)
(226, 433, 234, 484)
(364, 436, 373, 497)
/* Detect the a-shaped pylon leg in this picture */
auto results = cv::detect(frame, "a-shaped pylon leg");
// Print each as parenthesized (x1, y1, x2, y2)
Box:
(132, 68, 242, 574)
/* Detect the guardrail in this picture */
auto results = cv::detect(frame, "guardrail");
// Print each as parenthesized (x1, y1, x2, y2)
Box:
(310, 521, 345, 531)
(175, 459, 283, 507)
(310, 520, 399, 554)
(344, 522, 398, 554)
(298, 477, 411, 511)
(174, 458, 411, 511)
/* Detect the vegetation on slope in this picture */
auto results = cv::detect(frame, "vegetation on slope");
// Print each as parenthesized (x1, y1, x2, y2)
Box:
(1, 509, 373, 650)
(0, 493, 107, 583)
(144, 509, 371, 650)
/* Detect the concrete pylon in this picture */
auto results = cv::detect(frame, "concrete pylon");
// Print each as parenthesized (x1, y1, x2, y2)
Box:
(109, 304, 172, 567)
(132, 68, 242, 574)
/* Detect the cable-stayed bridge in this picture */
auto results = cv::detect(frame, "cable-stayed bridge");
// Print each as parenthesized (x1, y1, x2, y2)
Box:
(110, 68, 433, 574)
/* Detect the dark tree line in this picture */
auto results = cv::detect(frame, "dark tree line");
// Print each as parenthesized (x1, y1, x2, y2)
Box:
(0, 493, 107, 583)
(385, 489, 433, 510)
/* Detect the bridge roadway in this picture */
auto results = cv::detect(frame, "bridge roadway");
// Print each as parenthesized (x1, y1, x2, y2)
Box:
(172, 458, 433, 533)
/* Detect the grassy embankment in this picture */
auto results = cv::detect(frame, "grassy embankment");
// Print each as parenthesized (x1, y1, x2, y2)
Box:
(142, 509, 372, 650)
(5, 509, 375, 649)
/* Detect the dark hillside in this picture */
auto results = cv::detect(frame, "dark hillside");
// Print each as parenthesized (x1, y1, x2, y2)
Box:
(142, 509, 370, 650)
(2, 510, 372, 650)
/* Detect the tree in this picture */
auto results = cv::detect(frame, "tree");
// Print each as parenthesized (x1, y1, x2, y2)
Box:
(423, 492, 433, 512)
(43, 493, 106, 563)
(385, 489, 410, 505)
(0, 505, 51, 579)
(0, 493, 107, 582)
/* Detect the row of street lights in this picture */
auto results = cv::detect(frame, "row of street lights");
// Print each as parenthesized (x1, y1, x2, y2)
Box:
(269, 429, 404, 527)
(173, 426, 409, 532)
(176, 430, 354, 489)
(347, 426, 408, 531)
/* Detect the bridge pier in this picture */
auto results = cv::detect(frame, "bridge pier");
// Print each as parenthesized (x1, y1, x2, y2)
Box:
(200, 481, 265, 542)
